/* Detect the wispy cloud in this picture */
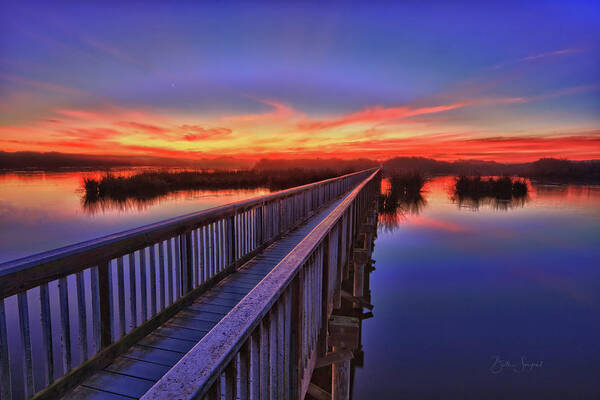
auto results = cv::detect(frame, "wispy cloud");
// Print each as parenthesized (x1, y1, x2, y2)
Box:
(491, 47, 586, 69)
(0, 74, 87, 96)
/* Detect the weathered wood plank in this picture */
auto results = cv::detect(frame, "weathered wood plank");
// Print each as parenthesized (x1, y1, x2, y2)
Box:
(138, 334, 195, 354)
(186, 302, 232, 315)
(250, 330, 260, 399)
(239, 340, 250, 399)
(65, 385, 133, 400)
(97, 262, 112, 349)
(0, 298, 10, 400)
(82, 371, 155, 399)
(18, 292, 34, 398)
(259, 319, 269, 400)
(139, 250, 148, 323)
(332, 358, 350, 400)
(149, 245, 157, 316)
(116, 258, 125, 339)
(158, 242, 166, 312)
(76, 272, 89, 361)
(104, 357, 171, 382)
(122, 345, 182, 367)
(128, 253, 137, 331)
(154, 324, 208, 342)
(166, 239, 174, 306)
(177, 309, 224, 323)
(307, 383, 331, 400)
(39, 283, 54, 386)
(58, 277, 72, 372)
(168, 316, 216, 332)
(315, 350, 354, 369)
(224, 358, 236, 400)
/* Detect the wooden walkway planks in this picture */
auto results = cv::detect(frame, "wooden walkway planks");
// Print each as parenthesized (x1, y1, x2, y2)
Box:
(63, 195, 348, 400)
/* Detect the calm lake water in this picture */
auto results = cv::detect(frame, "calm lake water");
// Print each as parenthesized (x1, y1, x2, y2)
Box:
(1, 172, 599, 398)
(0, 170, 270, 263)
(354, 176, 600, 399)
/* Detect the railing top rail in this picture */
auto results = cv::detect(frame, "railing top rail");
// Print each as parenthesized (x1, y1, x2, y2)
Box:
(0, 168, 376, 298)
(141, 168, 380, 400)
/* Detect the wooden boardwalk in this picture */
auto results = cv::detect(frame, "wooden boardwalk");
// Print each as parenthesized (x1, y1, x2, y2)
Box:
(0, 169, 380, 400)
(65, 197, 347, 399)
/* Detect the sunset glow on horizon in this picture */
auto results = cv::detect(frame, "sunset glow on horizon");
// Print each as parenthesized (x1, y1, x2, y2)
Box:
(1, 1, 599, 163)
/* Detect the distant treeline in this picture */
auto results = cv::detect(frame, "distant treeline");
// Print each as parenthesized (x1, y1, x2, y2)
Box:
(83, 168, 354, 201)
(2, 151, 599, 182)
(254, 158, 377, 172)
(0, 151, 253, 170)
(383, 157, 600, 182)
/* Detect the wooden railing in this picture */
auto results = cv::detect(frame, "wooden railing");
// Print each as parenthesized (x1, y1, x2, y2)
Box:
(141, 169, 381, 400)
(0, 168, 376, 400)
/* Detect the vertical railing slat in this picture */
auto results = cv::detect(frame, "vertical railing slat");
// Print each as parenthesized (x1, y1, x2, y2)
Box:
(158, 242, 166, 311)
(17, 292, 34, 398)
(167, 239, 174, 305)
(128, 253, 137, 330)
(97, 261, 112, 348)
(58, 277, 72, 373)
(149, 245, 157, 316)
(0, 298, 11, 400)
(260, 318, 269, 399)
(239, 340, 250, 400)
(140, 249, 148, 322)
(224, 358, 237, 400)
(269, 309, 277, 400)
(91, 267, 101, 352)
(76, 272, 89, 361)
(250, 330, 260, 399)
(39, 283, 54, 387)
(116, 257, 126, 339)
(174, 237, 181, 299)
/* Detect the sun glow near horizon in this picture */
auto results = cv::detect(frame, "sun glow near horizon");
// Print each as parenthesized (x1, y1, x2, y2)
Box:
(1, 1, 599, 163)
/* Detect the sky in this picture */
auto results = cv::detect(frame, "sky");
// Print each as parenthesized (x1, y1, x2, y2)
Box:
(0, 1, 599, 162)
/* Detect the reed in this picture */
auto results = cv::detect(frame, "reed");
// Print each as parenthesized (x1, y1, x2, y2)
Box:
(454, 175, 528, 200)
(82, 168, 353, 201)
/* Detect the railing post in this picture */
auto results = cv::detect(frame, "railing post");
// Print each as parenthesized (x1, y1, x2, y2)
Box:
(292, 274, 303, 399)
(334, 223, 343, 309)
(319, 234, 330, 356)
(97, 261, 112, 348)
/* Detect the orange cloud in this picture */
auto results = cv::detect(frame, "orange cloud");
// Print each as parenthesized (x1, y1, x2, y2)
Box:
(298, 85, 600, 131)
(180, 126, 232, 141)
(298, 103, 467, 131)
(115, 121, 169, 134)
(224, 98, 296, 123)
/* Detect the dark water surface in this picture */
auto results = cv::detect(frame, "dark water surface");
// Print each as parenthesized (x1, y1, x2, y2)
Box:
(354, 177, 600, 399)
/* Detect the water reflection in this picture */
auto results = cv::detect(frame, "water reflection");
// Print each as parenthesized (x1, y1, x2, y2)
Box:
(0, 170, 269, 262)
(452, 194, 529, 211)
(80, 188, 266, 215)
(450, 176, 531, 211)
(378, 177, 427, 232)
(354, 176, 600, 399)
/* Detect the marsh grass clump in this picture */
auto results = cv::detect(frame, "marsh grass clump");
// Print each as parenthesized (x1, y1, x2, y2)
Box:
(379, 172, 426, 228)
(82, 168, 353, 203)
(454, 175, 528, 200)
(83, 177, 99, 199)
